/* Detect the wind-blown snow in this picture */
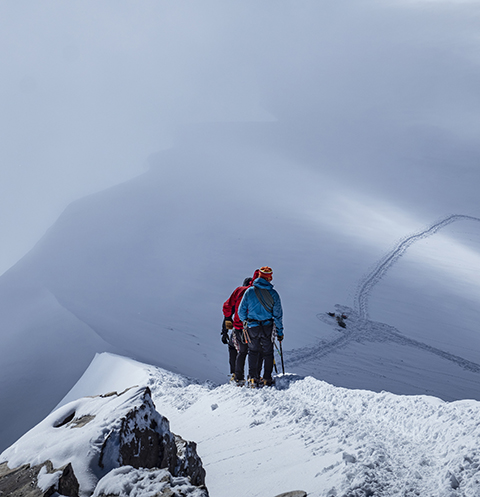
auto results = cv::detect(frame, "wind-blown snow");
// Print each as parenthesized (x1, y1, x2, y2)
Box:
(51, 353, 480, 497)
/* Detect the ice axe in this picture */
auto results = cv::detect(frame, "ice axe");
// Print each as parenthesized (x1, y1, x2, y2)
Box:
(274, 339, 285, 375)
(279, 340, 285, 374)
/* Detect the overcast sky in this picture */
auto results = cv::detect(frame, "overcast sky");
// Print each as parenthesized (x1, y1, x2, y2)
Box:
(2, 0, 480, 275)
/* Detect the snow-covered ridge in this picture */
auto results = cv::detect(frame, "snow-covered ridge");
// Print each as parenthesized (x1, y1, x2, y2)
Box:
(51, 353, 480, 497)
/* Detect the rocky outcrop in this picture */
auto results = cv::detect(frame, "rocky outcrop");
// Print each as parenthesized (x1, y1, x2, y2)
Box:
(97, 387, 206, 486)
(0, 460, 79, 497)
(174, 435, 206, 488)
(0, 386, 207, 497)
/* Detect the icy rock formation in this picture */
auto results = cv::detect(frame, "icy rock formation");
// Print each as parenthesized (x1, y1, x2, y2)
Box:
(0, 386, 207, 497)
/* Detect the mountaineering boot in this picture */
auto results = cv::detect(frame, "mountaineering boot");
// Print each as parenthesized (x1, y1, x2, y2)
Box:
(248, 378, 263, 388)
(235, 378, 245, 387)
(263, 378, 275, 387)
(229, 373, 236, 384)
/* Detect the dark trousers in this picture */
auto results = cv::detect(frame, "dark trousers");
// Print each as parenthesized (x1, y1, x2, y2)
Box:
(247, 323, 274, 380)
(228, 329, 248, 380)
(228, 344, 237, 375)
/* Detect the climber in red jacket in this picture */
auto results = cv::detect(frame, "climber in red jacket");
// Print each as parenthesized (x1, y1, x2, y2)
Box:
(221, 270, 259, 385)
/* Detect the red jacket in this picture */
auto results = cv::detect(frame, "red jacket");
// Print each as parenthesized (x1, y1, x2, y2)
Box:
(223, 271, 259, 330)
(223, 285, 250, 330)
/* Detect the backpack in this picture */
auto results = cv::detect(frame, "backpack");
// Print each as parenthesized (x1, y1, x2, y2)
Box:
(254, 286, 274, 314)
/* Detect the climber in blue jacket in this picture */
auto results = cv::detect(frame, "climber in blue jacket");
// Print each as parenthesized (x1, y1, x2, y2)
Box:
(238, 266, 284, 387)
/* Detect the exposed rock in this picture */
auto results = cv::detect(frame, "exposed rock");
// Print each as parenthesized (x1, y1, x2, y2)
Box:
(98, 389, 173, 472)
(0, 386, 207, 496)
(174, 435, 206, 488)
(0, 461, 44, 497)
(55, 463, 80, 497)
(98, 387, 204, 486)
(0, 460, 79, 497)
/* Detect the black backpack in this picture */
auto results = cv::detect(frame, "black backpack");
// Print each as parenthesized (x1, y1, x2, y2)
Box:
(254, 286, 274, 313)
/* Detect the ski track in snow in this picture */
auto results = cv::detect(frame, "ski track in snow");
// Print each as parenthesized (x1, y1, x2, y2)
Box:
(287, 214, 480, 377)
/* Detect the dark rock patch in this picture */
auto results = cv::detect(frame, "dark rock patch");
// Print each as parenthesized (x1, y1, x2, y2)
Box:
(0, 460, 79, 497)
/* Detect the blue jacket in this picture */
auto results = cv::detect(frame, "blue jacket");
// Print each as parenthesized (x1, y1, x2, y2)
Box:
(238, 277, 284, 337)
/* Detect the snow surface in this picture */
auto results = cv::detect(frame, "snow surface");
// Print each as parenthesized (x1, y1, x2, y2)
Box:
(92, 467, 207, 497)
(3, 140, 480, 452)
(37, 465, 62, 493)
(46, 352, 480, 497)
(3, 0, 480, 457)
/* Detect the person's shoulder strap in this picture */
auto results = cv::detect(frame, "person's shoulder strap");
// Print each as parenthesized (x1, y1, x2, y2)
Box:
(254, 286, 274, 313)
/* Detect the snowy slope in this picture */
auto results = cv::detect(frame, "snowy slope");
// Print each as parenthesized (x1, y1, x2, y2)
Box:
(290, 216, 480, 401)
(50, 353, 480, 497)
(2, 132, 480, 451)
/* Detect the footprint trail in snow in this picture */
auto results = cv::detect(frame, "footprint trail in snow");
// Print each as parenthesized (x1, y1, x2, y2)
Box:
(355, 214, 480, 319)
(286, 214, 480, 378)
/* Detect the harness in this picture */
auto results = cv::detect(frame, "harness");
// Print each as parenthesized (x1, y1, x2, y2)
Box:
(247, 318, 273, 325)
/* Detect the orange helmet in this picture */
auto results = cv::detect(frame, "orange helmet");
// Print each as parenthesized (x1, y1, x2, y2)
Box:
(259, 266, 273, 280)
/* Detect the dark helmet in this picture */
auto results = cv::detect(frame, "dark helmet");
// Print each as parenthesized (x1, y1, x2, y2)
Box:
(243, 277, 253, 286)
